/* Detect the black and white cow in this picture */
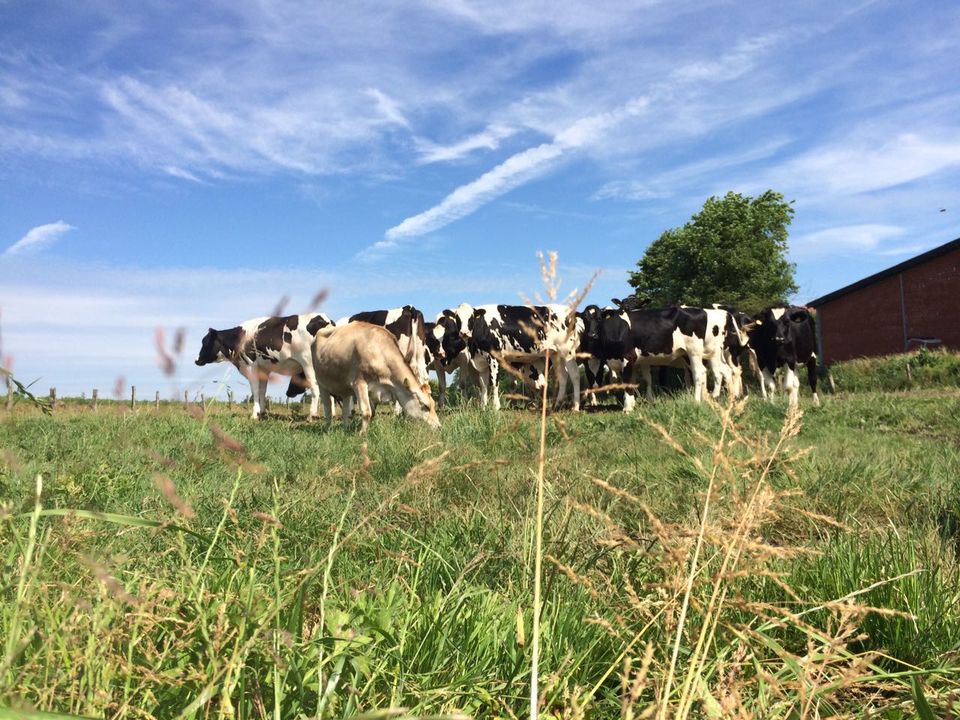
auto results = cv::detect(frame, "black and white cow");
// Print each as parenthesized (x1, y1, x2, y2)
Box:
(195, 312, 335, 420)
(579, 305, 747, 409)
(434, 303, 582, 411)
(748, 306, 820, 407)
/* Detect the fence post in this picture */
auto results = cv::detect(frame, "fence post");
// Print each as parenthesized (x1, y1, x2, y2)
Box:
(200, 393, 205, 407)
(184, 389, 189, 404)
(49, 387, 57, 410)
(227, 389, 233, 408)
(4, 375, 12, 410)
(92, 388, 99, 411)
(155, 390, 160, 409)
(906, 363, 913, 384)
(827, 371, 836, 394)
(81, 391, 86, 403)
(130, 385, 136, 410)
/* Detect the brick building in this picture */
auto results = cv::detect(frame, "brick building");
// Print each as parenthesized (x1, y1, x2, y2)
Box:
(807, 237, 960, 364)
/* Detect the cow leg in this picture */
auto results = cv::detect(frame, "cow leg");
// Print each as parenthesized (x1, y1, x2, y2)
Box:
(689, 355, 707, 403)
(784, 364, 800, 407)
(473, 356, 491, 407)
(257, 371, 270, 418)
(246, 368, 263, 419)
(320, 392, 333, 426)
(623, 362, 642, 413)
(436, 366, 447, 409)
(354, 379, 373, 432)
(340, 394, 354, 429)
(807, 356, 820, 406)
(300, 363, 323, 420)
(556, 355, 580, 412)
(585, 358, 602, 407)
(709, 357, 732, 398)
(489, 355, 501, 411)
(761, 368, 777, 400)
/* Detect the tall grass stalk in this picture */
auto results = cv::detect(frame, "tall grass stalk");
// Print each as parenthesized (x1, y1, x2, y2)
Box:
(529, 348, 550, 720)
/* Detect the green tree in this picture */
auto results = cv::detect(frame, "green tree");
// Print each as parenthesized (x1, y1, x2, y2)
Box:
(628, 190, 798, 313)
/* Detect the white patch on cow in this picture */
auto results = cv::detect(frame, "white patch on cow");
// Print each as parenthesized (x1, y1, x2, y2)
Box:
(771, 307, 786, 320)
(384, 307, 403, 325)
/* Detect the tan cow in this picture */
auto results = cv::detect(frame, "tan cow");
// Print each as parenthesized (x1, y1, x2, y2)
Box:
(311, 322, 441, 432)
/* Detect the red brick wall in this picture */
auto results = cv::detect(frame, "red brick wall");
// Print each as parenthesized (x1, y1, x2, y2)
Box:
(817, 247, 960, 364)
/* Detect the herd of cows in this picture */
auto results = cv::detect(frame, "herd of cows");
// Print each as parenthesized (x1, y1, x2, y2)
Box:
(194, 297, 820, 431)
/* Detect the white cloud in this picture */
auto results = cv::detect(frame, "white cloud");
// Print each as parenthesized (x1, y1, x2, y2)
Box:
(383, 141, 567, 241)
(163, 165, 203, 182)
(791, 224, 906, 258)
(415, 124, 515, 164)
(4, 221, 75, 256)
(769, 133, 960, 198)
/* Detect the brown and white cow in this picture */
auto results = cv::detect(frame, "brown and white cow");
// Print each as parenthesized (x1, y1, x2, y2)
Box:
(195, 312, 334, 420)
(287, 305, 429, 408)
(309, 322, 440, 432)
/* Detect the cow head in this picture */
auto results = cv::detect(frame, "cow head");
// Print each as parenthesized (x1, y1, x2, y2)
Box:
(436, 310, 467, 361)
(196, 328, 228, 366)
(579, 305, 603, 347)
(401, 377, 441, 429)
(611, 294, 649, 312)
(467, 308, 493, 354)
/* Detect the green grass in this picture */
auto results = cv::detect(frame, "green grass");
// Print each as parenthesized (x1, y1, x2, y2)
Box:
(2, 391, 960, 718)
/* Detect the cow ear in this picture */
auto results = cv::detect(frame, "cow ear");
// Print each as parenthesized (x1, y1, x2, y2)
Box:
(790, 310, 809, 323)
(611, 298, 621, 305)
(474, 308, 486, 317)
(403, 376, 413, 390)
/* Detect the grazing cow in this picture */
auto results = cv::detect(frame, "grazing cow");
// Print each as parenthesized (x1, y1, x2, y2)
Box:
(463, 303, 582, 411)
(195, 313, 334, 420)
(309, 322, 440, 432)
(579, 305, 746, 409)
(287, 305, 429, 404)
(347, 306, 430, 387)
(748, 306, 820, 407)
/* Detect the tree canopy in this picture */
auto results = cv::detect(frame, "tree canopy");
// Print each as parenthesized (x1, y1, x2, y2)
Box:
(628, 190, 798, 313)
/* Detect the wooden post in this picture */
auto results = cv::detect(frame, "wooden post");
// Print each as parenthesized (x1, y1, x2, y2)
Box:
(4, 375, 12, 410)
(200, 393, 205, 406)
(130, 385, 136, 410)
(49, 387, 57, 410)
(92, 388, 98, 411)
(827, 371, 836, 394)
(184, 389, 189, 404)
(81, 391, 86, 403)
(155, 390, 160, 409)
(227, 389, 233, 408)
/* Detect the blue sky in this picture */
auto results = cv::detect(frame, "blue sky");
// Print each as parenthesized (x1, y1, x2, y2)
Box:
(1, 0, 958, 396)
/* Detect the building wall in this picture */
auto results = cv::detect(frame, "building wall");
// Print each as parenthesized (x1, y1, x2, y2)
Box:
(817, 246, 960, 363)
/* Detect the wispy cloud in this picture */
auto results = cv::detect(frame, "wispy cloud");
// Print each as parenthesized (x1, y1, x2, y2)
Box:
(4, 221, 75, 256)
(378, 32, 787, 247)
(791, 223, 906, 258)
(778, 133, 960, 197)
(415, 124, 515, 164)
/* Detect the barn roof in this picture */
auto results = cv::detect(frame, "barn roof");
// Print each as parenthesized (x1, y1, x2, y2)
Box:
(807, 236, 960, 307)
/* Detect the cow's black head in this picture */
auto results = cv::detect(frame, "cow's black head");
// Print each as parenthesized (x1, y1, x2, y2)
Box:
(773, 308, 809, 345)
(195, 327, 241, 365)
(611, 294, 649, 312)
(467, 308, 494, 354)
(195, 329, 224, 366)
(436, 311, 467, 361)
(579, 305, 603, 347)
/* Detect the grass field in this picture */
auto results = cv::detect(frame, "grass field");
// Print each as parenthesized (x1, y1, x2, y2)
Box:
(2, 384, 960, 718)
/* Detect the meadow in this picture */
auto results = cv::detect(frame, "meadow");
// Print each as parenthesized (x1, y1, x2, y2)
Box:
(2, 374, 960, 718)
